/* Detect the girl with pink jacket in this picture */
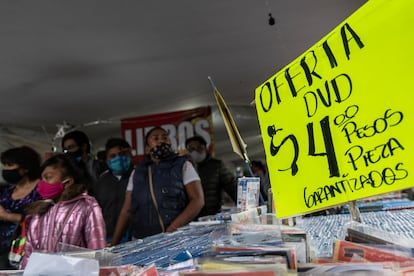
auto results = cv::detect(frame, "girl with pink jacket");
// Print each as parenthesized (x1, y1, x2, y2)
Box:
(21, 154, 106, 268)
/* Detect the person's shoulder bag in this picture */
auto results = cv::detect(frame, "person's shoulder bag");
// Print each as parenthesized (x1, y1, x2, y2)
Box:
(9, 216, 29, 269)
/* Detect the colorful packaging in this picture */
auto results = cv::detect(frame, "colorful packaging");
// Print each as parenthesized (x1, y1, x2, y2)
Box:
(237, 177, 260, 212)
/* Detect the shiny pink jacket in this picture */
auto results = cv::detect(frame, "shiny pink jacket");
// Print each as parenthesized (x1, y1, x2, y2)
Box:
(21, 192, 106, 268)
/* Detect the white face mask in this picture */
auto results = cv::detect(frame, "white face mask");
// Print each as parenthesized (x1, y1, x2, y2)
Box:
(190, 151, 206, 163)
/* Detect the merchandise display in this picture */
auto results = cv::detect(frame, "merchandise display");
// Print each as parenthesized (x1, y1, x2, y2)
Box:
(297, 208, 414, 258)
(107, 207, 414, 274)
(111, 223, 225, 269)
(340, 198, 414, 213)
(236, 177, 261, 212)
(4, 204, 414, 275)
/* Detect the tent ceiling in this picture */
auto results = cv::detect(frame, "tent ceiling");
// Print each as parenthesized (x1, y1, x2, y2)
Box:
(0, 0, 367, 164)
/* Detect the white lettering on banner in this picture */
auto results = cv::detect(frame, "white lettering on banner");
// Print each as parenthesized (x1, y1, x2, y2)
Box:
(194, 119, 211, 145)
(124, 129, 134, 154)
(135, 128, 144, 155)
(178, 121, 194, 150)
(124, 119, 212, 156)
(162, 124, 177, 149)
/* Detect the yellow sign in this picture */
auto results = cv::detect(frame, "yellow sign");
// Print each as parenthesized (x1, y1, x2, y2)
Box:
(255, 0, 414, 218)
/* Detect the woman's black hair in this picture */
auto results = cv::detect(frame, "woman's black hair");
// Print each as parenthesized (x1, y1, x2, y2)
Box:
(40, 153, 92, 189)
(144, 126, 167, 146)
(0, 146, 41, 181)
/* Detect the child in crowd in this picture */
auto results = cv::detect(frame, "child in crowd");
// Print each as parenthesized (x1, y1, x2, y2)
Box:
(21, 154, 106, 268)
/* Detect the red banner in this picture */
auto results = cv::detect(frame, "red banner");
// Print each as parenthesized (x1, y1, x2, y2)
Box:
(121, 106, 214, 163)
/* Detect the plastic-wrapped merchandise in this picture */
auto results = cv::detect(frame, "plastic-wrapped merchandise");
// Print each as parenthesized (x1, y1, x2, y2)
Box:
(237, 177, 261, 212)
(23, 252, 99, 275)
(211, 222, 282, 248)
(296, 210, 414, 259)
(56, 242, 117, 267)
(110, 223, 226, 269)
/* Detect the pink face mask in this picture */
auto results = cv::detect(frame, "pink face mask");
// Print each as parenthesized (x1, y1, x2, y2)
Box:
(36, 179, 68, 199)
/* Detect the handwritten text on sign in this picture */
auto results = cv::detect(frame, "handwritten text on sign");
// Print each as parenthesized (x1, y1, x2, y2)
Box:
(255, 0, 414, 218)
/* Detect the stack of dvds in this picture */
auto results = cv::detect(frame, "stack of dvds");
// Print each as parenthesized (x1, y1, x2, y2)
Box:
(110, 223, 227, 269)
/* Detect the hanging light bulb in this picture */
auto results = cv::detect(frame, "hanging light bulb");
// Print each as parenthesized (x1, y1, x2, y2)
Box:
(268, 13, 275, 26)
(264, 0, 276, 27)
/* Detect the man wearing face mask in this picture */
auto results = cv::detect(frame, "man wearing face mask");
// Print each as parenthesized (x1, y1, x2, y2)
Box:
(185, 136, 237, 218)
(94, 138, 133, 243)
(61, 130, 105, 184)
(111, 127, 204, 245)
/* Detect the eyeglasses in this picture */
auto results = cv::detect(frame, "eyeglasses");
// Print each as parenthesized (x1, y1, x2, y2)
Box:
(63, 144, 79, 153)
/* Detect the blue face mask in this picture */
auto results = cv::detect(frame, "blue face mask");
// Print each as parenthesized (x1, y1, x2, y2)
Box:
(108, 155, 131, 175)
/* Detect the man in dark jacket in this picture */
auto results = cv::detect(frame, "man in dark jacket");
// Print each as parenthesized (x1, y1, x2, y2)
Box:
(185, 136, 237, 218)
(94, 138, 133, 243)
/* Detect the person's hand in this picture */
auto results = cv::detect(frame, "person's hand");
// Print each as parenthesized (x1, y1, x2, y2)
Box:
(0, 204, 9, 221)
(166, 222, 178, 232)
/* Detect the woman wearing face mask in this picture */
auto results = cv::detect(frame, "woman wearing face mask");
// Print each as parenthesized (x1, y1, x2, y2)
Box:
(110, 127, 204, 245)
(20, 154, 106, 269)
(0, 146, 42, 269)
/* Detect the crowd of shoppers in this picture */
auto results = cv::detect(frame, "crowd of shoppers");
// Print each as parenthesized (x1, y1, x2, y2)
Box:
(0, 128, 245, 269)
